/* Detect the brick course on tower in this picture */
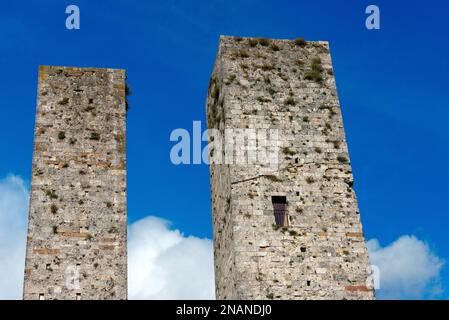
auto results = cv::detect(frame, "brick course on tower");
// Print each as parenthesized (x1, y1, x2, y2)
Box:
(23, 66, 127, 300)
(206, 36, 375, 300)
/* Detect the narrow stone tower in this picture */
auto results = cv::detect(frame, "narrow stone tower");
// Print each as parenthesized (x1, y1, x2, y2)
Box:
(23, 66, 128, 300)
(206, 36, 374, 300)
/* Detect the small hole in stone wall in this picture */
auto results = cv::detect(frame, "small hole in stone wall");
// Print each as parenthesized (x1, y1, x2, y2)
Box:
(39, 293, 45, 300)
(307, 280, 311, 286)
(46, 264, 51, 270)
(300, 247, 306, 253)
(89, 99, 93, 104)
(296, 191, 300, 196)
(76, 293, 81, 300)
(295, 158, 299, 164)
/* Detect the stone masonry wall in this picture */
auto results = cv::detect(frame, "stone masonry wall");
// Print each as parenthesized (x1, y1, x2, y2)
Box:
(207, 36, 375, 300)
(23, 66, 127, 300)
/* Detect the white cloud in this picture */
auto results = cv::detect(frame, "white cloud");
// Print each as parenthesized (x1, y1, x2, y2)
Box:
(0, 175, 29, 300)
(128, 216, 215, 299)
(367, 235, 444, 299)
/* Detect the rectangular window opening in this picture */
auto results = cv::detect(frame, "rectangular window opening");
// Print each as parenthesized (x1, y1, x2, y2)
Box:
(306, 280, 311, 287)
(272, 196, 288, 227)
(76, 293, 81, 300)
(39, 293, 45, 300)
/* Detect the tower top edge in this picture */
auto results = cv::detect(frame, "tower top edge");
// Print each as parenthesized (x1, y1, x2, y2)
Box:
(38, 65, 126, 74)
(218, 35, 329, 45)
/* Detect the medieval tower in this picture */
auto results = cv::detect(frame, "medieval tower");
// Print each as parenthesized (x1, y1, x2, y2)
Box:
(23, 66, 128, 300)
(206, 36, 374, 299)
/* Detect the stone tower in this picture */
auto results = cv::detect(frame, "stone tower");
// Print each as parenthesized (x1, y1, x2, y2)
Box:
(206, 36, 374, 300)
(23, 66, 128, 300)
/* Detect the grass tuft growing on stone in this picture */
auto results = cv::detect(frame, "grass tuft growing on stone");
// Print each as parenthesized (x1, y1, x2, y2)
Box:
(304, 57, 324, 82)
(258, 38, 270, 46)
(261, 63, 275, 71)
(58, 98, 69, 105)
(50, 204, 58, 214)
(304, 70, 323, 82)
(238, 50, 249, 58)
(46, 190, 58, 199)
(337, 155, 348, 163)
(284, 97, 295, 106)
(267, 87, 276, 96)
(282, 147, 296, 156)
(256, 96, 271, 103)
(294, 38, 306, 47)
(248, 38, 258, 47)
(306, 177, 315, 184)
(270, 44, 280, 51)
(211, 86, 220, 100)
(224, 74, 236, 85)
(125, 84, 132, 96)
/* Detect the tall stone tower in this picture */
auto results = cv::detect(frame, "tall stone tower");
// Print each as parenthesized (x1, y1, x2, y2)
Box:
(206, 36, 374, 300)
(23, 66, 128, 300)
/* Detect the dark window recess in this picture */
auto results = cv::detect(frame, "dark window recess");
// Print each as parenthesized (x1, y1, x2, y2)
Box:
(300, 247, 306, 253)
(46, 264, 51, 270)
(76, 293, 81, 300)
(39, 293, 45, 300)
(306, 280, 311, 286)
(272, 196, 288, 227)
(295, 158, 299, 164)
(296, 191, 300, 196)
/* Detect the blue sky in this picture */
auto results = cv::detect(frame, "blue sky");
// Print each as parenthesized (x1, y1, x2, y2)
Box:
(0, 0, 448, 299)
